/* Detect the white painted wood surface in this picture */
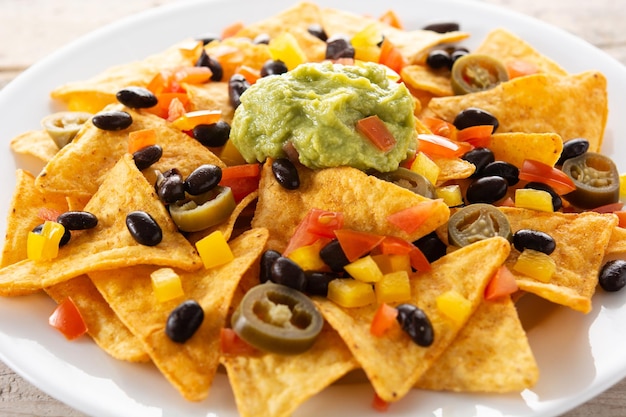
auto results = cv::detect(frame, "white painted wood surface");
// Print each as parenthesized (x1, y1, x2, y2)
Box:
(0, 0, 625, 415)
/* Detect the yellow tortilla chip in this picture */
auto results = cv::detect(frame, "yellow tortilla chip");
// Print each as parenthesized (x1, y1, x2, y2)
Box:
(9, 130, 59, 164)
(401, 64, 453, 97)
(0, 154, 201, 296)
(204, 37, 272, 81)
(604, 226, 626, 262)
(433, 157, 475, 183)
(185, 81, 235, 123)
(89, 228, 269, 401)
(221, 324, 358, 417)
(488, 132, 563, 168)
(475, 28, 568, 77)
(427, 71, 608, 153)
(417, 296, 538, 392)
(36, 104, 225, 198)
(252, 161, 450, 253)
(315, 236, 510, 402)
(500, 207, 618, 313)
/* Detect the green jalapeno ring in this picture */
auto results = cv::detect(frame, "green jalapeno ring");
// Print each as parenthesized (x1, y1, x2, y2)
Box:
(450, 54, 509, 95)
(41, 111, 93, 148)
(168, 185, 236, 232)
(447, 203, 512, 247)
(561, 152, 620, 209)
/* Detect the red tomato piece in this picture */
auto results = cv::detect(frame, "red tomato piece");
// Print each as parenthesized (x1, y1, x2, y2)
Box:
(484, 265, 519, 300)
(37, 207, 62, 222)
(422, 117, 457, 139)
(378, 9, 403, 29)
(356, 115, 397, 152)
(408, 246, 431, 272)
(220, 328, 258, 356)
(615, 211, 626, 228)
(334, 229, 386, 262)
(48, 297, 88, 340)
(379, 38, 406, 75)
(370, 303, 398, 337)
(379, 235, 414, 255)
(506, 59, 539, 79)
(219, 164, 261, 203)
(386, 199, 442, 234)
(591, 202, 625, 213)
(371, 392, 390, 412)
(283, 209, 344, 256)
(417, 134, 472, 158)
(455, 125, 493, 148)
(518, 159, 576, 195)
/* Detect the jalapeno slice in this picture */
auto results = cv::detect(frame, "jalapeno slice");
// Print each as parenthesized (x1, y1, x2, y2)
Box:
(448, 203, 511, 247)
(561, 152, 620, 209)
(231, 282, 324, 355)
(370, 168, 436, 199)
(41, 111, 92, 148)
(168, 185, 236, 232)
(450, 54, 509, 95)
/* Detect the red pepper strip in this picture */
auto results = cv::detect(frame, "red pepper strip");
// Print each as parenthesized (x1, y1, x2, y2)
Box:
(356, 115, 397, 152)
(518, 159, 576, 195)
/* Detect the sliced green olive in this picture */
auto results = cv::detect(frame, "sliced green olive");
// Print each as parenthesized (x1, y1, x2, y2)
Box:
(448, 203, 511, 247)
(41, 111, 92, 148)
(168, 185, 236, 232)
(450, 54, 509, 95)
(561, 152, 620, 209)
(369, 168, 436, 199)
(231, 282, 324, 355)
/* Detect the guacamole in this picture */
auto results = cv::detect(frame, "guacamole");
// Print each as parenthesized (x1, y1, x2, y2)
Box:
(229, 61, 417, 172)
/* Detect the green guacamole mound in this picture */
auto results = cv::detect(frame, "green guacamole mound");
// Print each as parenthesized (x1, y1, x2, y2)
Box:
(229, 61, 417, 172)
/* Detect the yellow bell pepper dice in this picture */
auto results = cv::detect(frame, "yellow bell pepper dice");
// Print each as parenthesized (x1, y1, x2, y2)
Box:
(268, 33, 307, 71)
(151, 268, 184, 303)
(195, 230, 234, 269)
(344, 255, 384, 283)
(327, 278, 376, 308)
(27, 221, 66, 261)
(514, 188, 554, 212)
(287, 240, 327, 271)
(375, 270, 411, 304)
(436, 290, 472, 327)
(410, 152, 440, 185)
(513, 249, 556, 282)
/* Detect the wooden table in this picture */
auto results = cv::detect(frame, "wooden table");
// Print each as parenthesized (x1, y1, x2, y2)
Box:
(1, 0, 625, 416)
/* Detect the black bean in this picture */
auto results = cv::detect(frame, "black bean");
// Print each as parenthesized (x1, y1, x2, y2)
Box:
(395, 304, 434, 347)
(184, 164, 222, 195)
(57, 211, 98, 230)
(195, 32, 220, 45)
(165, 300, 204, 343)
(261, 59, 289, 77)
(228, 74, 250, 109)
(325, 36, 354, 60)
(260, 250, 281, 283)
(319, 239, 350, 272)
(422, 22, 460, 33)
(413, 231, 447, 263)
(425, 49, 452, 70)
(461, 147, 495, 178)
(450, 48, 469, 66)
(126, 211, 162, 246)
(272, 158, 300, 190)
(453, 107, 499, 132)
(92, 110, 133, 131)
(270, 256, 307, 292)
(116, 87, 158, 109)
(196, 49, 223, 82)
(480, 161, 519, 186)
(513, 229, 556, 255)
(193, 121, 230, 148)
(466, 176, 508, 204)
(599, 260, 626, 292)
(305, 271, 340, 296)
(307, 24, 328, 42)
(253, 33, 271, 45)
(156, 170, 186, 204)
(556, 138, 590, 166)
(32, 223, 71, 247)
(133, 144, 163, 171)
(524, 182, 562, 211)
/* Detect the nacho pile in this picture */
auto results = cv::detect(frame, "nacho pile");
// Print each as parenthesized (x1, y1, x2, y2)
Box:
(1, 2, 623, 417)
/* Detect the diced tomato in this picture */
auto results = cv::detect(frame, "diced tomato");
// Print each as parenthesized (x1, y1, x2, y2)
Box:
(237, 65, 261, 84)
(371, 393, 390, 412)
(173, 66, 213, 84)
(170, 109, 222, 130)
(218, 163, 261, 203)
(128, 129, 157, 154)
(484, 265, 519, 300)
(455, 125, 493, 148)
(386, 199, 442, 234)
(221, 21, 245, 39)
(422, 117, 457, 139)
(37, 207, 62, 222)
(370, 303, 398, 337)
(518, 159, 576, 195)
(48, 297, 88, 341)
(408, 246, 431, 272)
(378, 235, 429, 270)
(283, 209, 344, 256)
(356, 115, 396, 152)
(334, 229, 386, 262)
(591, 202, 625, 213)
(506, 59, 538, 79)
(220, 328, 258, 356)
(378, 38, 406, 75)
(378, 9, 403, 29)
(615, 211, 626, 228)
(417, 134, 473, 159)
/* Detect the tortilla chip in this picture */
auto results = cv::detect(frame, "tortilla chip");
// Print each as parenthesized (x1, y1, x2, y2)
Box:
(185, 81, 235, 123)
(252, 161, 450, 253)
(500, 207, 618, 313)
(427, 71, 608, 153)
(604, 226, 626, 262)
(89, 228, 269, 401)
(488, 132, 563, 168)
(50, 41, 197, 113)
(10, 130, 59, 164)
(416, 296, 538, 392)
(0, 154, 201, 296)
(204, 37, 272, 81)
(35, 104, 225, 198)
(474, 28, 568, 77)
(221, 324, 358, 417)
(401, 64, 453, 97)
(433, 157, 475, 183)
(314, 236, 511, 402)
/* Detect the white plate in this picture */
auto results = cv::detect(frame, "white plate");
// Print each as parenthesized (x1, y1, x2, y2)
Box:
(1, 0, 625, 416)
